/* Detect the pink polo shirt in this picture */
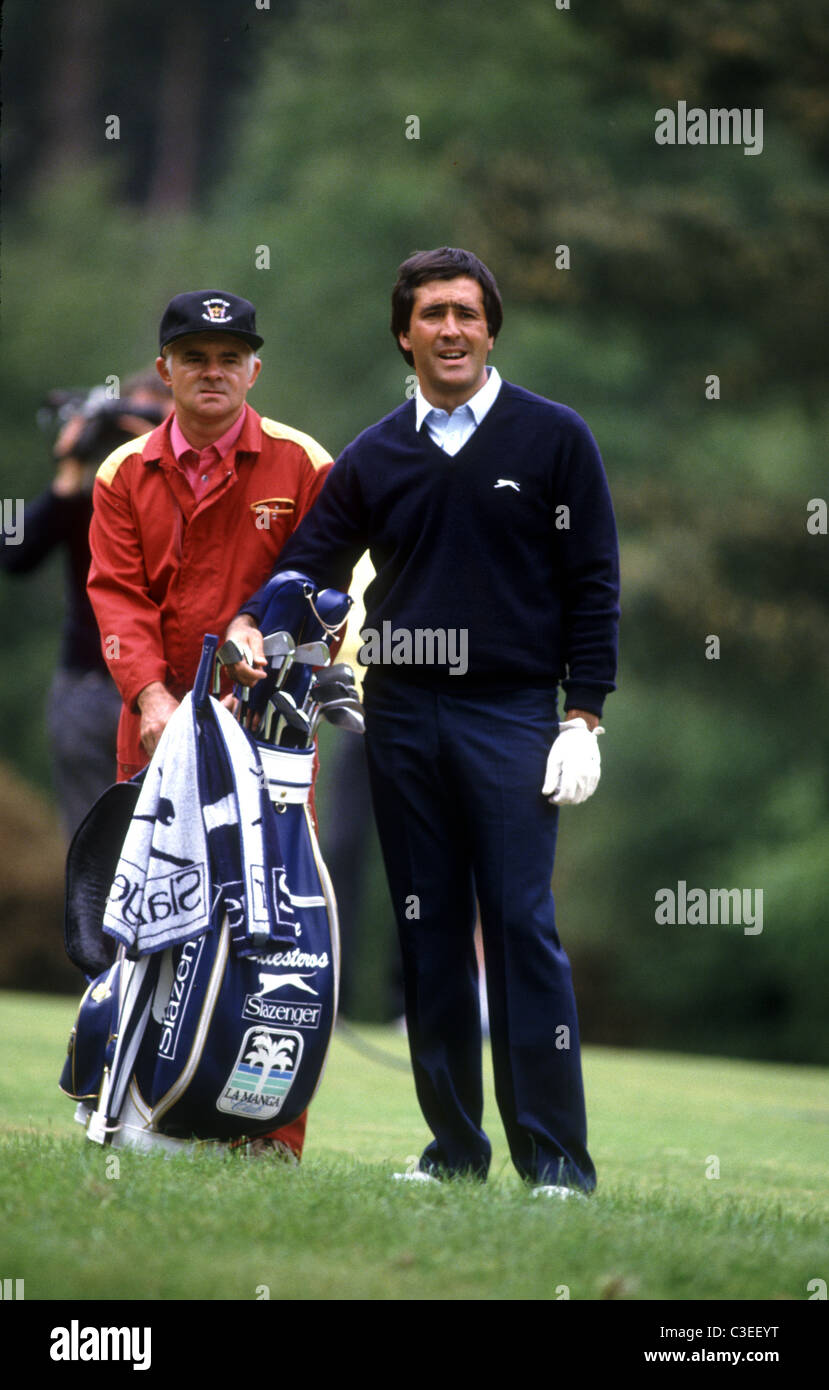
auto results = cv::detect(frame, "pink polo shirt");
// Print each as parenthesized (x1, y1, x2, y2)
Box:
(170, 405, 248, 503)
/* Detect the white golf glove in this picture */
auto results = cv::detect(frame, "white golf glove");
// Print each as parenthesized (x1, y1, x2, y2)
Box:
(542, 717, 605, 805)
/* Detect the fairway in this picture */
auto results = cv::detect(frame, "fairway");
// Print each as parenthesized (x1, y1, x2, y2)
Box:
(0, 989, 826, 1302)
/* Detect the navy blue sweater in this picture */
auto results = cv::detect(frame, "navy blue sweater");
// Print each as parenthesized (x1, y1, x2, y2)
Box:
(244, 382, 620, 714)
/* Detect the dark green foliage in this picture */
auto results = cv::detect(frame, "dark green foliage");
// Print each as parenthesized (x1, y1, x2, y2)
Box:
(1, 0, 826, 1057)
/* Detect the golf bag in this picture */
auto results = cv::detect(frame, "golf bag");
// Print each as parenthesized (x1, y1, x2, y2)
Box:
(60, 575, 358, 1151)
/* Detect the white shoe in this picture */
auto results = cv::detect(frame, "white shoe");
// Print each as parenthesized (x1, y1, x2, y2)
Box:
(392, 1169, 440, 1183)
(531, 1184, 586, 1201)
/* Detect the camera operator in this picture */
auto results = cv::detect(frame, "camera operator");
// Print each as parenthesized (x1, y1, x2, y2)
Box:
(0, 370, 171, 838)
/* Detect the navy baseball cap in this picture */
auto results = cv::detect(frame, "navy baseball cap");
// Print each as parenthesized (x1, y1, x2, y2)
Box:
(159, 290, 264, 351)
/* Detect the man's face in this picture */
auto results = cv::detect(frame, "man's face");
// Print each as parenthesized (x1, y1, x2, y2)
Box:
(398, 276, 494, 411)
(155, 333, 261, 431)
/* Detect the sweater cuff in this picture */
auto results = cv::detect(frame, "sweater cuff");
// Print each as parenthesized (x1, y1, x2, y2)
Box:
(235, 586, 266, 626)
(561, 684, 609, 719)
(236, 599, 262, 625)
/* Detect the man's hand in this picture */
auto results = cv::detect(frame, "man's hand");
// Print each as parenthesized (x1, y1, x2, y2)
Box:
(137, 682, 180, 759)
(542, 715, 605, 805)
(222, 613, 268, 687)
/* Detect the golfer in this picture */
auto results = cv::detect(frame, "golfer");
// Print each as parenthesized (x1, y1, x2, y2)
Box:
(226, 249, 620, 1194)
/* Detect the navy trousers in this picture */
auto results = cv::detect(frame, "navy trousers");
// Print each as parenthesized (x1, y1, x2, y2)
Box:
(363, 678, 596, 1192)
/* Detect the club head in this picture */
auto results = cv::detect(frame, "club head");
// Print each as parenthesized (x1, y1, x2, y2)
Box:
(217, 638, 246, 666)
(304, 692, 362, 741)
(263, 631, 296, 661)
(321, 705, 365, 734)
(271, 689, 311, 733)
(315, 693, 363, 713)
(292, 641, 331, 667)
(319, 662, 356, 684)
(311, 679, 360, 705)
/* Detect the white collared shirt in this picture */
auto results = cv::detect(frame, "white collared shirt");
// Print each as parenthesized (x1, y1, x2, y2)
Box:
(415, 366, 502, 457)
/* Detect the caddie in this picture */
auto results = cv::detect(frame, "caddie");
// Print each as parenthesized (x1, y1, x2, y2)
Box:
(88, 289, 334, 1162)
(225, 248, 620, 1196)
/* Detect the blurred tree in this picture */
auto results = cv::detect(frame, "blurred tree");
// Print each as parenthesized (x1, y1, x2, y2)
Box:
(1, 0, 290, 208)
(1, 0, 826, 1056)
(475, 0, 829, 407)
(36, 0, 106, 184)
(146, 6, 207, 212)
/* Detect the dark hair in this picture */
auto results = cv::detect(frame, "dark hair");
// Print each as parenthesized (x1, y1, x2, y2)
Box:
(390, 247, 503, 365)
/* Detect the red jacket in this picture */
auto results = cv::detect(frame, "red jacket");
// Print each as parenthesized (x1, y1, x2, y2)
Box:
(88, 406, 332, 779)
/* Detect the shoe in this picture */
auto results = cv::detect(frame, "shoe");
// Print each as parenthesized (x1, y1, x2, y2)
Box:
(530, 1184, 587, 1201)
(392, 1169, 440, 1184)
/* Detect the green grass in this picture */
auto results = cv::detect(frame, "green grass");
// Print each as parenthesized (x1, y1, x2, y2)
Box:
(1, 990, 826, 1301)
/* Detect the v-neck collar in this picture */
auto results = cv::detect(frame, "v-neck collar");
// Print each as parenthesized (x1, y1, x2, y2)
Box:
(412, 377, 507, 461)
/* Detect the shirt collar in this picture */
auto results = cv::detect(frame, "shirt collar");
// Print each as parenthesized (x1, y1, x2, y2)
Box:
(170, 403, 248, 460)
(415, 365, 502, 432)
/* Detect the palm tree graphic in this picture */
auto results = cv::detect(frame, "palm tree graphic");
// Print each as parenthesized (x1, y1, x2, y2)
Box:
(246, 1032, 296, 1097)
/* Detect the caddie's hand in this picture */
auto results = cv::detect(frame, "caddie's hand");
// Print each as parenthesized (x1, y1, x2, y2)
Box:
(222, 613, 267, 687)
(137, 682, 180, 760)
(542, 716, 605, 805)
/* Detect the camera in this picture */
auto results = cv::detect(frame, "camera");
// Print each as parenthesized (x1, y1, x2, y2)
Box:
(38, 386, 168, 465)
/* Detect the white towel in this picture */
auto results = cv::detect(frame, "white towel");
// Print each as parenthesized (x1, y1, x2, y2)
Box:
(103, 697, 210, 953)
(103, 694, 288, 956)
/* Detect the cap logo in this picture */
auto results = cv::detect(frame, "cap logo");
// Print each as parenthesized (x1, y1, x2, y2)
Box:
(201, 297, 233, 324)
